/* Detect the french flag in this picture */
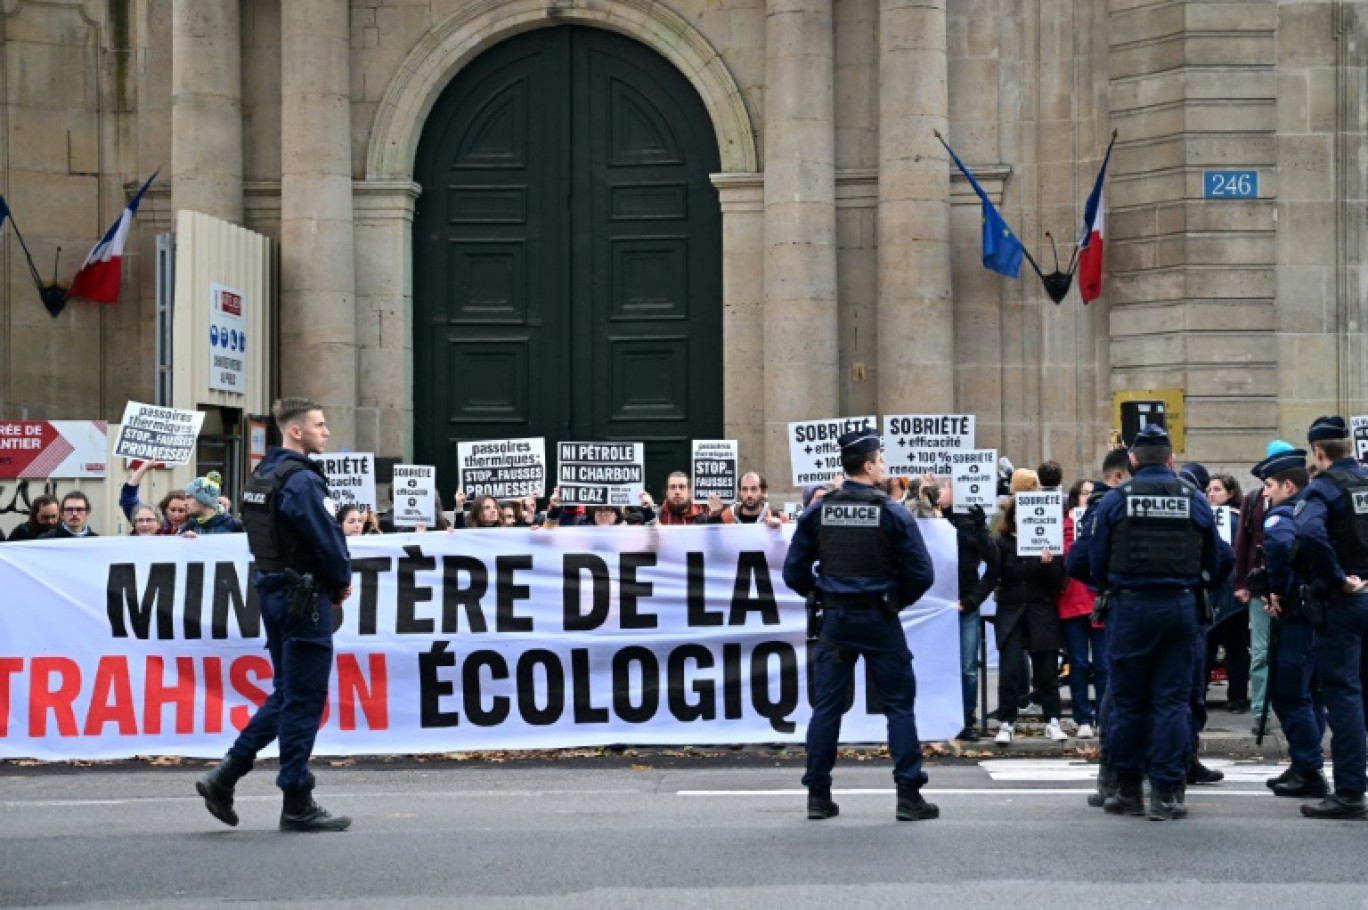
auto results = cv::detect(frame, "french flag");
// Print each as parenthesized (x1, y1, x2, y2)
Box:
(1076, 139, 1114, 305)
(67, 173, 156, 305)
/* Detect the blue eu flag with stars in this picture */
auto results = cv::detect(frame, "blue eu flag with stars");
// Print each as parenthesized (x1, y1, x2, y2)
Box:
(942, 141, 1023, 279)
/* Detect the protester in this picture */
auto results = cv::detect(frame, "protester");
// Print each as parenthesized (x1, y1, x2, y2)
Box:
(4, 495, 60, 542)
(720, 472, 785, 527)
(1237, 439, 1295, 727)
(655, 472, 722, 525)
(936, 478, 999, 742)
(130, 504, 163, 537)
(542, 487, 654, 526)
(180, 472, 244, 537)
(450, 492, 503, 528)
(40, 491, 98, 539)
(992, 470, 1067, 744)
(118, 460, 185, 535)
(1060, 479, 1105, 738)
(800, 484, 827, 514)
(1205, 473, 1250, 712)
(1037, 460, 1063, 492)
(337, 504, 366, 537)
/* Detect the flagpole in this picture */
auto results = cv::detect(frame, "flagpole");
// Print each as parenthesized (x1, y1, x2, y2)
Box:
(2, 206, 51, 297)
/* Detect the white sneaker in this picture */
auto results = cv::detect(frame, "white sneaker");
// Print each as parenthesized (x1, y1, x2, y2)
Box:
(1045, 719, 1068, 742)
(1021, 702, 1043, 717)
(994, 723, 1014, 745)
(1075, 723, 1094, 739)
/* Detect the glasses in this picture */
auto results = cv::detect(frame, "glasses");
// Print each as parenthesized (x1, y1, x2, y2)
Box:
(62, 506, 88, 514)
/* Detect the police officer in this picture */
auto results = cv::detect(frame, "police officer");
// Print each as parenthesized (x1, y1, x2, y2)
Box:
(1087, 425, 1228, 820)
(1254, 448, 1328, 801)
(782, 427, 938, 822)
(196, 398, 355, 832)
(1293, 415, 1368, 820)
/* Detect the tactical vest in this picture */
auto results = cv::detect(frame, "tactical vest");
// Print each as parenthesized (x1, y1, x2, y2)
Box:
(817, 487, 894, 578)
(1321, 467, 1368, 570)
(240, 459, 323, 573)
(1108, 478, 1204, 577)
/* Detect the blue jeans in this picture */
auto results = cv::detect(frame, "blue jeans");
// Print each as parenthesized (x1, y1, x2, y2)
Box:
(229, 583, 335, 792)
(804, 607, 927, 789)
(1061, 616, 1108, 725)
(1313, 590, 1368, 794)
(1107, 590, 1198, 788)
(1270, 618, 1325, 772)
(960, 608, 981, 726)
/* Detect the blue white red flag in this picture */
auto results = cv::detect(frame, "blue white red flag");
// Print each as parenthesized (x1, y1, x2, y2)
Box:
(67, 173, 156, 304)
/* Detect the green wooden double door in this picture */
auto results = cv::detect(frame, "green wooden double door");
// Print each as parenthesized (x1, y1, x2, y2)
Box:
(414, 26, 723, 500)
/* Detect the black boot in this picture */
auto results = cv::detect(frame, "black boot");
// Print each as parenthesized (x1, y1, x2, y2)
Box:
(1266, 765, 1296, 790)
(1087, 764, 1116, 809)
(1187, 758, 1224, 785)
(1299, 791, 1368, 820)
(280, 785, 352, 832)
(1272, 768, 1329, 799)
(1104, 779, 1145, 816)
(195, 752, 251, 827)
(1148, 784, 1188, 821)
(895, 784, 940, 821)
(807, 785, 839, 820)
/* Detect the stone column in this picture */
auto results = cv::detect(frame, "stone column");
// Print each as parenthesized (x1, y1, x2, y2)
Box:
(763, 0, 838, 484)
(713, 173, 767, 474)
(171, 0, 243, 222)
(876, 0, 952, 411)
(280, 0, 356, 443)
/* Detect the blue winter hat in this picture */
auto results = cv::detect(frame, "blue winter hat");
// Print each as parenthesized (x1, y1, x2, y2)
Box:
(837, 427, 881, 455)
(1179, 463, 1210, 492)
(185, 471, 222, 508)
(1253, 449, 1306, 481)
(1266, 439, 1295, 457)
(1308, 415, 1350, 443)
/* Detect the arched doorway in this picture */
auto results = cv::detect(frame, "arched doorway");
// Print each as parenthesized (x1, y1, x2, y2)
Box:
(413, 25, 723, 500)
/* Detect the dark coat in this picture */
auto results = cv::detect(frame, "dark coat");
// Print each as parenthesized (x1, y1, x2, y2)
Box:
(993, 532, 1065, 653)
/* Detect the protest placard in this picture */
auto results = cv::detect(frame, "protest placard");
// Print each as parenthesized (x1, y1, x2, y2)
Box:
(883, 414, 975, 477)
(692, 440, 738, 503)
(1352, 415, 1368, 464)
(1070, 507, 1086, 528)
(1213, 505, 1234, 545)
(113, 402, 206, 466)
(949, 449, 996, 513)
(458, 437, 546, 500)
(787, 416, 877, 487)
(392, 465, 437, 526)
(1015, 491, 1063, 556)
(311, 452, 377, 513)
(557, 442, 644, 506)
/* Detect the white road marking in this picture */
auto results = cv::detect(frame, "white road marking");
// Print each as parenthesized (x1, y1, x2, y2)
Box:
(678, 788, 1272, 797)
(978, 758, 1290, 785)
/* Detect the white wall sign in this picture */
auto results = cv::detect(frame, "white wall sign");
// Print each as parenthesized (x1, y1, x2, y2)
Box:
(207, 283, 246, 394)
(883, 414, 975, 477)
(392, 465, 436, 526)
(692, 440, 739, 504)
(949, 449, 996, 513)
(113, 403, 205, 466)
(1015, 491, 1064, 556)
(458, 437, 546, 500)
(311, 452, 376, 513)
(557, 442, 644, 506)
(787, 416, 877, 487)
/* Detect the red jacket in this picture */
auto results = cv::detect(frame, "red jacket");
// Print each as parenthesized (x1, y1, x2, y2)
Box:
(1058, 514, 1096, 621)
(656, 502, 711, 525)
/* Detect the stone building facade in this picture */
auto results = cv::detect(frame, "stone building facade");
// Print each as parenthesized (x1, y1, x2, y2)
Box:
(1, 0, 1365, 501)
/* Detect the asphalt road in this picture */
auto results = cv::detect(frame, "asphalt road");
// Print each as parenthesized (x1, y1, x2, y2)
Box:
(2, 758, 1366, 910)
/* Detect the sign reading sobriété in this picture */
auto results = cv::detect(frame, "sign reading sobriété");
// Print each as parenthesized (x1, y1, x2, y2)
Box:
(787, 416, 877, 487)
(391, 465, 437, 527)
(311, 452, 376, 514)
(883, 414, 975, 478)
(1014, 491, 1063, 556)
(950, 449, 997, 513)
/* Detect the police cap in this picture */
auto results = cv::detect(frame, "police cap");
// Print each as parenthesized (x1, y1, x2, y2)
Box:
(1307, 415, 1350, 443)
(838, 427, 881, 455)
(1129, 424, 1171, 451)
(1253, 449, 1306, 481)
(1179, 463, 1210, 491)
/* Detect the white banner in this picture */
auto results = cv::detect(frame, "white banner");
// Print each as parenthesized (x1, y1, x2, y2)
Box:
(0, 525, 961, 760)
(1015, 491, 1063, 556)
(392, 465, 436, 527)
(692, 440, 738, 504)
(114, 403, 205, 467)
(1352, 415, 1368, 464)
(787, 416, 877, 487)
(883, 414, 975, 478)
(458, 437, 546, 500)
(949, 449, 996, 512)
(1213, 505, 1234, 545)
(311, 453, 377, 513)
(557, 442, 644, 506)
(0, 420, 108, 479)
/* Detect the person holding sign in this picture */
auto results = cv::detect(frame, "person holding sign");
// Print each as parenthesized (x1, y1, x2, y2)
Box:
(1087, 425, 1227, 821)
(196, 398, 354, 833)
(782, 428, 939, 823)
(719, 472, 785, 527)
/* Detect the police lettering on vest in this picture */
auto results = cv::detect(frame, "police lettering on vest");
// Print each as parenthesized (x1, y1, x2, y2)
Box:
(241, 460, 321, 573)
(1321, 468, 1368, 569)
(817, 487, 893, 578)
(1109, 479, 1203, 577)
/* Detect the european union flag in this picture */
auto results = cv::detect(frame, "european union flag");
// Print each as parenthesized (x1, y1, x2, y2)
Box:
(941, 140, 1023, 279)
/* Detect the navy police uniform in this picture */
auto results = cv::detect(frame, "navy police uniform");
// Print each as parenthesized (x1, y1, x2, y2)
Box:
(197, 444, 354, 831)
(1087, 425, 1228, 818)
(1294, 416, 1368, 818)
(782, 428, 937, 821)
(1254, 448, 1326, 794)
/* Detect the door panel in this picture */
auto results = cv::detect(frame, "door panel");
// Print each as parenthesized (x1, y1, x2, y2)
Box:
(414, 26, 721, 500)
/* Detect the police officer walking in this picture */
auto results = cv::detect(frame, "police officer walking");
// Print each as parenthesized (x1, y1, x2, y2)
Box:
(196, 398, 355, 832)
(1087, 425, 1228, 820)
(1293, 416, 1368, 820)
(782, 427, 938, 821)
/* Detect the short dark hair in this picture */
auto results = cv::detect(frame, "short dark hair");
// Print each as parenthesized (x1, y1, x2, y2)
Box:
(272, 397, 322, 427)
(1268, 466, 1309, 490)
(60, 490, 91, 511)
(28, 494, 58, 521)
(1132, 445, 1172, 466)
(841, 449, 877, 476)
(1101, 448, 1130, 477)
(1067, 479, 1091, 511)
(1037, 460, 1063, 488)
(1313, 439, 1352, 461)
